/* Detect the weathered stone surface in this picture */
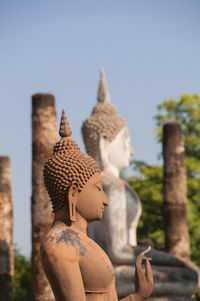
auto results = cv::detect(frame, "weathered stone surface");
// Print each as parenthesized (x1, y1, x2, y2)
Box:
(0, 156, 13, 301)
(163, 121, 191, 260)
(32, 94, 57, 301)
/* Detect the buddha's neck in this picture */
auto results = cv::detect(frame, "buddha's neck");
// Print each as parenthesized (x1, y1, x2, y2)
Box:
(73, 212, 88, 234)
(103, 164, 120, 178)
(54, 208, 87, 234)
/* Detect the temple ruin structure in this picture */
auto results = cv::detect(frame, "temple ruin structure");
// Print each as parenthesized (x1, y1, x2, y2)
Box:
(31, 93, 57, 301)
(163, 121, 191, 260)
(0, 156, 13, 301)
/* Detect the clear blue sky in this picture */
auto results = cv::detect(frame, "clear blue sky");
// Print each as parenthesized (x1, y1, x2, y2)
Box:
(0, 0, 200, 256)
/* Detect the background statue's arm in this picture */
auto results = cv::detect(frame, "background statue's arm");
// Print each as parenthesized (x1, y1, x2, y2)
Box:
(105, 188, 135, 264)
(41, 242, 87, 301)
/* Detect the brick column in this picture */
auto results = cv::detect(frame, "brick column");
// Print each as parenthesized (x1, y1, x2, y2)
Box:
(163, 121, 190, 260)
(32, 94, 57, 300)
(0, 156, 13, 301)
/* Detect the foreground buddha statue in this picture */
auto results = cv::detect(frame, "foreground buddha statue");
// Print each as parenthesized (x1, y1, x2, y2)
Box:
(40, 110, 153, 301)
(81, 70, 199, 299)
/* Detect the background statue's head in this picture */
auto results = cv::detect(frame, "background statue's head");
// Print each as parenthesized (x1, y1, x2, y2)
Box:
(82, 69, 134, 174)
(43, 110, 101, 216)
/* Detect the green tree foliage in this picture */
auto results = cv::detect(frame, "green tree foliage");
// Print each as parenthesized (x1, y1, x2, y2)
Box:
(155, 94, 200, 159)
(14, 247, 31, 301)
(128, 94, 200, 266)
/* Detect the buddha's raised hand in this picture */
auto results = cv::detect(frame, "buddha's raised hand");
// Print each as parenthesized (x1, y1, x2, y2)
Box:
(120, 247, 153, 301)
(133, 249, 153, 301)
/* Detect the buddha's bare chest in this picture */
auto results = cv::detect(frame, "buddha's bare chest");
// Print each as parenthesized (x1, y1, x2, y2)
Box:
(78, 232, 116, 293)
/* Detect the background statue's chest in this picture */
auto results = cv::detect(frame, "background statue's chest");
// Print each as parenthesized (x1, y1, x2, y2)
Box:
(79, 234, 115, 293)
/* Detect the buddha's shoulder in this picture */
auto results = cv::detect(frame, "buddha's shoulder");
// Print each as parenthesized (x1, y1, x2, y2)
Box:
(40, 224, 85, 262)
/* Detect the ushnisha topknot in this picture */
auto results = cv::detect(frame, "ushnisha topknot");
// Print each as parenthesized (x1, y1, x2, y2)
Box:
(82, 69, 127, 160)
(43, 109, 100, 212)
(59, 109, 72, 138)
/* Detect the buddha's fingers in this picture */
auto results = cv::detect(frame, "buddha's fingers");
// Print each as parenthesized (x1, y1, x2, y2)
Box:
(136, 254, 150, 268)
(135, 254, 144, 266)
(135, 255, 146, 284)
(145, 259, 153, 285)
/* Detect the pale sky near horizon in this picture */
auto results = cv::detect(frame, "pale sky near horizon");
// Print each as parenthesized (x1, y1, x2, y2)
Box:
(0, 0, 200, 256)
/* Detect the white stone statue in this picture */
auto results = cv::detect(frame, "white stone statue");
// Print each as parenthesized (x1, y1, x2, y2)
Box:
(81, 69, 199, 300)
(82, 69, 142, 265)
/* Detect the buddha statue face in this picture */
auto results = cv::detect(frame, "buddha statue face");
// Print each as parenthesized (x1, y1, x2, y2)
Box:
(100, 127, 134, 173)
(72, 172, 109, 222)
(82, 69, 134, 175)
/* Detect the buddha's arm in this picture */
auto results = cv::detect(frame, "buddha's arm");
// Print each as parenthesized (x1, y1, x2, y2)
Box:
(41, 242, 87, 301)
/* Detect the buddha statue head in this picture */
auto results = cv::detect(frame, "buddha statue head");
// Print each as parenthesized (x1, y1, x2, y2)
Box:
(43, 110, 108, 222)
(82, 69, 134, 176)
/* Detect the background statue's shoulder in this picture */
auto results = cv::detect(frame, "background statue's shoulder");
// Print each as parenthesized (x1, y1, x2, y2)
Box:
(101, 171, 124, 190)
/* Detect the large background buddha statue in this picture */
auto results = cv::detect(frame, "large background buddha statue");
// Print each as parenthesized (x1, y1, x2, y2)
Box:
(82, 69, 142, 263)
(82, 70, 199, 300)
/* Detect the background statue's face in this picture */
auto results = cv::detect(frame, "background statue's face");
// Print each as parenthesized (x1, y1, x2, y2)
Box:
(76, 173, 108, 222)
(100, 127, 134, 171)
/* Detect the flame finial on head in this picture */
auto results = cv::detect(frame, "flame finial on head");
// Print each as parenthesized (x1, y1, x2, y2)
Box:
(97, 68, 111, 103)
(59, 109, 72, 138)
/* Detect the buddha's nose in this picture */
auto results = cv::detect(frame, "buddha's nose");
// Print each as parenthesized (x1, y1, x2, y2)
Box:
(103, 192, 109, 206)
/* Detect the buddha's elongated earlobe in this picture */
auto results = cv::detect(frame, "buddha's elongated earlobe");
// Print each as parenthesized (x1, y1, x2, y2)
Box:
(68, 184, 79, 222)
